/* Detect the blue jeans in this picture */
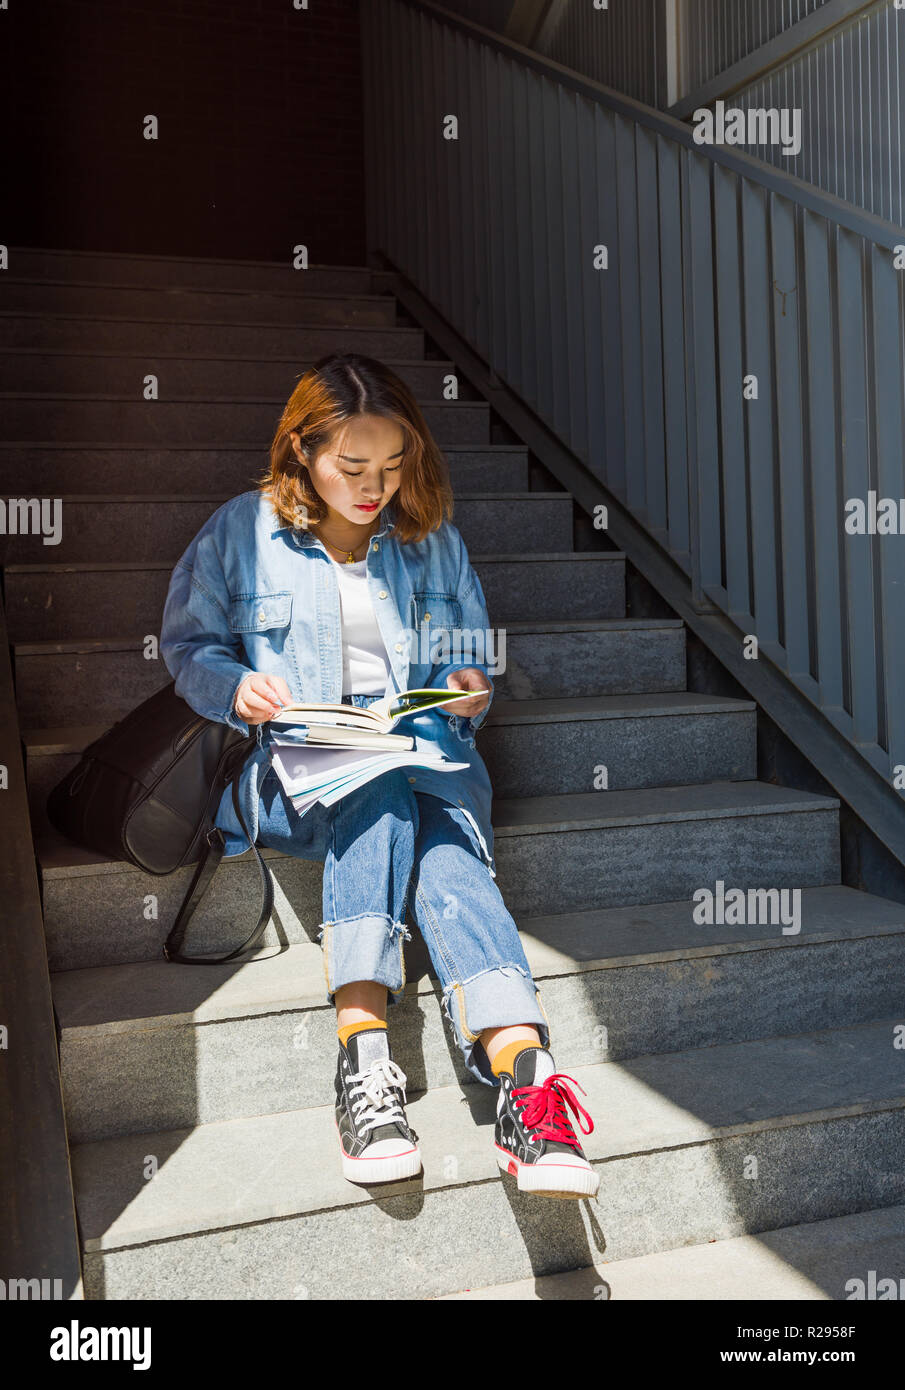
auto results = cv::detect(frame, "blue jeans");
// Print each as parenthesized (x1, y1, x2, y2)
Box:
(256, 693, 550, 1086)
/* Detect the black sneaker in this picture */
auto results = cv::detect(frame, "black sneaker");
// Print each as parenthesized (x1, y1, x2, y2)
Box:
(494, 1047, 599, 1198)
(334, 1027, 422, 1184)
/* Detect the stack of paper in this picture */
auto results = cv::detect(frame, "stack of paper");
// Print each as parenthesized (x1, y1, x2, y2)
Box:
(269, 742, 470, 817)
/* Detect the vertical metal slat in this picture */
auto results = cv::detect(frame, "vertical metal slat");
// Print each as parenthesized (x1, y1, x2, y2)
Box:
(770, 193, 812, 685)
(712, 162, 751, 618)
(870, 242, 905, 769)
(615, 112, 645, 511)
(802, 207, 845, 714)
(635, 122, 667, 535)
(595, 106, 626, 497)
(682, 149, 722, 601)
(656, 134, 691, 569)
(836, 226, 880, 747)
(740, 178, 781, 650)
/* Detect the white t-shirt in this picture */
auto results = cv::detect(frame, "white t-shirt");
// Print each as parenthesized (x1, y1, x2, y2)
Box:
(329, 555, 391, 695)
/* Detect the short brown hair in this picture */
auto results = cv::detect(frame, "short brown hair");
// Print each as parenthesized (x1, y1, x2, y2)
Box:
(261, 352, 455, 544)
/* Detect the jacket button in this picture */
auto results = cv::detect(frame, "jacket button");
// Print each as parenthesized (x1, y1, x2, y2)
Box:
(378, 590, 387, 599)
(372, 542, 380, 552)
(394, 642, 403, 652)
(458, 799, 465, 806)
(423, 612, 431, 622)
(258, 609, 267, 623)
(408, 777, 416, 784)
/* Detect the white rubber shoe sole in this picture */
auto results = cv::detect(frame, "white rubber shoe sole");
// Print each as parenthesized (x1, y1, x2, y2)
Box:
(336, 1122, 423, 1184)
(495, 1144, 599, 1199)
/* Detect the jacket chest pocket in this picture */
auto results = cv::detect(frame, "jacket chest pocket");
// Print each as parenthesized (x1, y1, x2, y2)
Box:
(228, 592, 293, 634)
(409, 590, 462, 666)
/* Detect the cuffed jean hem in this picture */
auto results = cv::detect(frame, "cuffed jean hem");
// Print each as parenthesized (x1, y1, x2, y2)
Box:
(440, 963, 551, 1087)
(316, 912, 412, 1008)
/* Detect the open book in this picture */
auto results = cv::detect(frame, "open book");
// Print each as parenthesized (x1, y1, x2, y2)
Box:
(268, 686, 476, 751)
(266, 687, 476, 817)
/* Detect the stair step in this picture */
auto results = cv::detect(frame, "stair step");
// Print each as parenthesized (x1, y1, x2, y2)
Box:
(0, 351, 472, 399)
(0, 395, 491, 446)
(52, 884, 905, 1143)
(0, 315, 424, 358)
(0, 442, 531, 498)
(5, 248, 378, 294)
(434, 1204, 905, 1300)
(484, 691, 756, 794)
(0, 491, 569, 565)
(6, 551, 624, 643)
(70, 1017, 905, 1299)
(24, 692, 752, 834)
(14, 617, 684, 726)
(0, 279, 397, 325)
(38, 781, 840, 971)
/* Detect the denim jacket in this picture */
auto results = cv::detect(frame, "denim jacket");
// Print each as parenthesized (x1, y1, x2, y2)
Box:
(159, 489, 498, 875)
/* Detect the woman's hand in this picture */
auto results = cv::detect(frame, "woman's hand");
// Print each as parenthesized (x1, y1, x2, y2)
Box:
(436, 667, 492, 719)
(234, 672, 293, 725)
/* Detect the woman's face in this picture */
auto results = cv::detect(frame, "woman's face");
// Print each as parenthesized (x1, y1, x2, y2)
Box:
(292, 413, 405, 528)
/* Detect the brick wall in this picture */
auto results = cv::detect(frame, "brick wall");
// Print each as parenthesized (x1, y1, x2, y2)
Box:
(1, 0, 365, 263)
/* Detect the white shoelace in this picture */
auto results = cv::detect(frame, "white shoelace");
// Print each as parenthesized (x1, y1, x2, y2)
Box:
(348, 1058, 409, 1134)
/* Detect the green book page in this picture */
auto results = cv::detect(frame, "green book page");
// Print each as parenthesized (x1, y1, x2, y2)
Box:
(375, 688, 476, 721)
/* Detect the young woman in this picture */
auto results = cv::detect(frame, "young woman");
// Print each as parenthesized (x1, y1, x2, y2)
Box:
(160, 352, 598, 1199)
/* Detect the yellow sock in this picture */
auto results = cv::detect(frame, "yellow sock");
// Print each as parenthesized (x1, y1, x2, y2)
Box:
(491, 1037, 543, 1078)
(338, 1018, 387, 1048)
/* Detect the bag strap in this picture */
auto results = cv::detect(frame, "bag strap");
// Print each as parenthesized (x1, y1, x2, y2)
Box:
(163, 769, 275, 966)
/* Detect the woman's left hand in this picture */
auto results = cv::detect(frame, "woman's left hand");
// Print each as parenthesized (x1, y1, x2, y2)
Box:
(437, 667, 492, 718)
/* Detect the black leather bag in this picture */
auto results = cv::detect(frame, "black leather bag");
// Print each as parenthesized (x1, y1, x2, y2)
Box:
(46, 681, 275, 965)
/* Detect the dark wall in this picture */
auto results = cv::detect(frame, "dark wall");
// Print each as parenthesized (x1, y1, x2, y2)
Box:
(1, 0, 365, 263)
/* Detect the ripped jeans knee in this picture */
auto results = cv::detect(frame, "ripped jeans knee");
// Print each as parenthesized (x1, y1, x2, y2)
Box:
(317, 911, 412, 1007)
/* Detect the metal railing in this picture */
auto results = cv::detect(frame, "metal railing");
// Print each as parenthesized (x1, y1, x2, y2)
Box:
(362, 0, 905, 787)
(672, 1, 905, 227)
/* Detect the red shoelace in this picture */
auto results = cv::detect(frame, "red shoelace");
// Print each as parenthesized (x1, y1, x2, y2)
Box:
(510, 1073, 594, 1147)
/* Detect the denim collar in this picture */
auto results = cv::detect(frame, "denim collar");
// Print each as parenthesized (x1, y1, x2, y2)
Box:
(284, 497, 397, 549)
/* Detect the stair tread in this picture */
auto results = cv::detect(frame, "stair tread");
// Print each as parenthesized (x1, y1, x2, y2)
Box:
(8, 248, 375, 273)
(490, 780, 839, 827)
(50, 884, 905, 1036)
(0, 441, 526, 451)
(434, 1203, 905, 1300)
(1, 277, 393, 303)
(36, 779, 839, 880)
(22, 693, 754, 755)
(3, 489, 564, 502)
(1, 350, 449, 364)
(0, 392, 488, 406)
(7, 551, 619, 576)
(487, 691, 755, 720)
(0, 309, 414, 330)
(70, 1016, 905, 1251)
(15, 618, 683, 657)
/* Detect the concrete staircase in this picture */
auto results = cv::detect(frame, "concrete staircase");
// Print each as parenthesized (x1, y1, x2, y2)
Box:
(4, 248, 905, 1300)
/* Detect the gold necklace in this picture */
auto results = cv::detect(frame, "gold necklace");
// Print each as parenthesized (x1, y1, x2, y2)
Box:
(315, 521, 378, 564)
